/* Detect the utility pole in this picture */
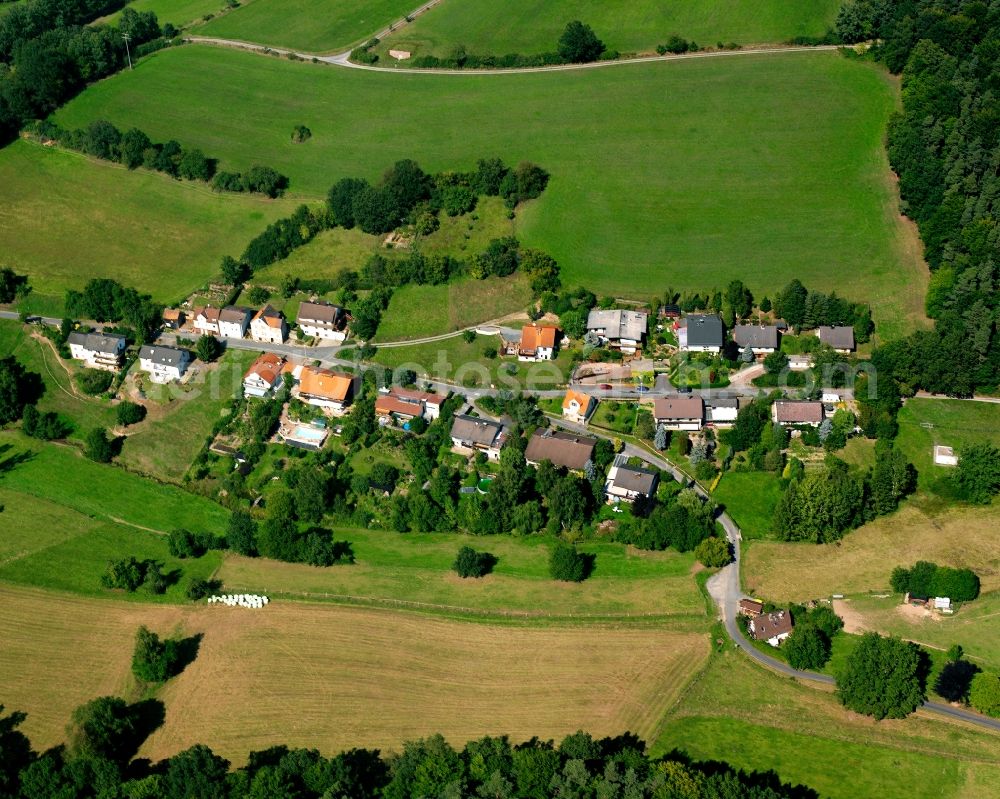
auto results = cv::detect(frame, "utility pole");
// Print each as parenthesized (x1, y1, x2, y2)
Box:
(122, 32, 133, 70)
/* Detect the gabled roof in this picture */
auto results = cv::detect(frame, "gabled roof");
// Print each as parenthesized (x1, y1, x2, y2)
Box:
(298, 366, 352, 402)
(739, 599, 764, 615)
(608, 464, 658, 495)
(450, 414, 505, 447)
(751, 610, 794, 640)
(138, 344, 189, 367)
(562, 388, 593, 412)
(773, 400, 823, 424)
(733, 324, 778, 349)
(162, 308, 183, 321)
(685, 314, 725, 347)
(653, 396, 704, 420)
(586, 309, 648, 341)
(298, 301, 345, 326)
(219, 306, 252, 324)
(194, 306, 220, 323)
(524, 429, 597, 470)
(818, 326, 855, 350)
(386, 386, 444, 406)
(252, 304, 285, 329)
(67, 331, 125, 354)
(520, 324, 558, 352)
(244, 353, 285, 386)
(375, 395, 423, 417)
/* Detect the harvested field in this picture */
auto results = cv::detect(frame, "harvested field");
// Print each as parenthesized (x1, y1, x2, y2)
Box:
(0, 585, 709, 763)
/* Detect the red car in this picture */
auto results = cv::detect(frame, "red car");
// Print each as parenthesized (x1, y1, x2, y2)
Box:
(599, 384, 613, 391)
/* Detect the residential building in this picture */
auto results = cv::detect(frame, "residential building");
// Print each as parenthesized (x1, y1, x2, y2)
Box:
(518, 324, 559, 361)
(67, 331, 126, 371)
(653, 396, 704, 431)
(562, 389, 596, 424)
(450, 414, 507, 460)
(524, 429, 597, 472)
(605, 458, 659, 502)
(706, 397, 739, 427)
(162, 308, 184, 329)
(218, 306, 252, 339)
(297, 301, 348, 343)
(192, 306, 221, 335)
(749, 610, 794, 647)
(250, 305, 288, 344)
(586, 309, 648, 353)
(375, 386, 446, 422)
(788, 355, 812, 370)
(738, 599, 764, 618)
(732, 324, 779, 355)
(243, 353, 286, 398)
(680, 314, 725, 353)
(772, 400, 824, 427)
(137, 344, 191, 383)
(296, 366, 353, 412)
(817, 325, 855, 353)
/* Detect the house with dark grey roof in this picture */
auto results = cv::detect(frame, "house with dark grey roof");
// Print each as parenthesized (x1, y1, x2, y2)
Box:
(733, 324, 779, 354)
(586, 309, 648, 354)
(524, 429, 597, 472)
(680, 314, 725, 353)
(297, 301, 348, 343)
(605, 458, 659, 502)
(138, 344, 191, 383)
(450, 415, 507, 460)
(817, 325, 855, 353)
(67, 331, 126, 371)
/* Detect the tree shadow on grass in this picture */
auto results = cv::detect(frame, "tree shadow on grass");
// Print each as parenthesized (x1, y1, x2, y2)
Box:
(0, 442, 34, 476)
(170, 633, 204, 678)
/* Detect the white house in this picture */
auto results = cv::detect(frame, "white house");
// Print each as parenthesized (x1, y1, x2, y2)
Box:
(218, 307, 252, 339)
(706, 398, 739, 427)
(653, 397, 704, 431)
(749, 610, 794, 647)
(192, 307, 221, 335)
(250, 305, 287, 344)
(67, 331, 126, 371)
(586, 309, 647, 354)
(243, 353, 286, 398)
(297, 301, 348, 343)
(449, 414, 507, 460)
(680, 314, 725, 353)
(562, 389, 596, 424)
(374, 386, 447, 422)
(137, 344, 191, 383)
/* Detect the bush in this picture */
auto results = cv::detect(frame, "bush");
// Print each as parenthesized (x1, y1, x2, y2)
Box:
(549, 543, 592, 582)
(21, 404, 69, 440)
(167, 528, 215, 559)
(558, 20, 605, 63)
(693, 536, 730, 567)
(101, 557, 146, 592)
(131, 625, 181, 683)
(970, 672, 1000, 718)
(452, 546, 497, 578)
(196, 335, 222, 362)
(784, 626, 831, 670)
(77, 369, 114, 396)
(291, 124, 312, 143)
(186, 578, 218, 600)
(890, 561, 980, 602)
(116, 401, 146, 427)
(85, 428, 115, 463)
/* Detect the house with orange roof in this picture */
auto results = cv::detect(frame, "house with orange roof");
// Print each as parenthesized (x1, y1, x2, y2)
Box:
(296, 365, 353, 412)
(562, 389, 596, 424)
(374, 386, 448, 424)
(250, 305, 288, 344)
(243, 353, 286, 398)
(518, 324, 559, 361)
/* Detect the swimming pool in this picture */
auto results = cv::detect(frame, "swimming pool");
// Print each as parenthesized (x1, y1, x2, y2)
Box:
(288, 425, 326, 443)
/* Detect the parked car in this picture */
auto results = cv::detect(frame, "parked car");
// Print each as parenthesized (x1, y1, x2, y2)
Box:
(636, 385, 650, 393)
(599, 384, 613, 390)
(678, 386, 692, 394)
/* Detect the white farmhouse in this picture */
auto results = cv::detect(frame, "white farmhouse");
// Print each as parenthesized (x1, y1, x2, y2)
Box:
(297, 301, 348, 343)
(137, 344, 191, 383)
(67, 331, 126, 371)
(218, 306, 252, 339)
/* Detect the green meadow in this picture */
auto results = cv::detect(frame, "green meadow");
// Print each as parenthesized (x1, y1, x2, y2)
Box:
(0, 140, 297, 314)
(54, 46, 925, 337)
(197, 0, 415, 51)
(376, 0, 842, 61)
(98, 0, 228, 28)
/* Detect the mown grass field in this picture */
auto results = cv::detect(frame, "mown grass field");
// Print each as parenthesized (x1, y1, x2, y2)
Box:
(710, 471, 783, 539)
(742, 503, 1000, 601)
(375, 0, 842, 61)
(0, 140, 296, 314)
(118, 349, 256, 482)
(54, 46, 925, 337)
(896, 398, 1000, 494)
(197, 0, 415, 51)
(219, 527, 705, 617)
(656, 646, 1000, 799)
(98, 0, 227, 27)
(371, 331, 573, 388)
(0, 584, 710, 762)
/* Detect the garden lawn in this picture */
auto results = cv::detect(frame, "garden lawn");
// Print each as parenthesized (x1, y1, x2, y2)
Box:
(711, 471, 782, 539)
(655, 645, 1000, 799)
(0, 140, 297, 314)
(54, 46, 925, 337)
(372, 331, 573, 389)
(376, 0, 843, 61)
(895, 398, 1000, 494)
(196, 0, 416, 50)
(118, 349, 256, 482)
(217, 526, 706, 617)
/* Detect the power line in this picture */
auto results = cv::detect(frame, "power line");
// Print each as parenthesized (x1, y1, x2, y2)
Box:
(122, 32, 132, 70)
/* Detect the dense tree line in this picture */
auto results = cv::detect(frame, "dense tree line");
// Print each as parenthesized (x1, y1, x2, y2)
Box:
(28, 119, 289, 196)
(0, 1, 166, 142)
(0, 701, 821, 798)
(0, 356, 44, 425)
(65, 278, 162, 344)
(771, 278, 873, 342)
(890, 560, 980, 602)
(838, 0, 1000, 397)
(0, 267, 29, 304)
